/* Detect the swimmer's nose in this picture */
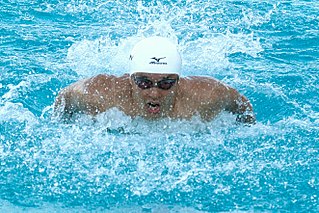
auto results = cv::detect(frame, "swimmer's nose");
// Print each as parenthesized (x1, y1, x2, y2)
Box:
(148, 87, 161, 98)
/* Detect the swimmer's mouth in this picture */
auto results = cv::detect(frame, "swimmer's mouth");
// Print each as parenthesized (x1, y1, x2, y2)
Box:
(146, 102, 161, 114)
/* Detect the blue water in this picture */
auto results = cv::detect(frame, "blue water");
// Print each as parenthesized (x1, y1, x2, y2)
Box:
(1, 0, 318, 212)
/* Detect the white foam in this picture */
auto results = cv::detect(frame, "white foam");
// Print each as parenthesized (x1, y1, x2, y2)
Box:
(66, 29, 263, 78)
(1, 81, 30, 100)
(66, 37, 136, 77)
(0, 102, 38, 125)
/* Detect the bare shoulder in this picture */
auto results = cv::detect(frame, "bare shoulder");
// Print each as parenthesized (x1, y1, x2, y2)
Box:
(65, 74, 130, 94)
(80, 74, 117, 94)
(178, 76, 235, 99)
(54, 74, 131, 116)
(178, 75, 255, 123)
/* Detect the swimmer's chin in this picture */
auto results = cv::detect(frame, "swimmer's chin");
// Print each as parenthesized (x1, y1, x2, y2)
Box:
(139, 112, 164, 120)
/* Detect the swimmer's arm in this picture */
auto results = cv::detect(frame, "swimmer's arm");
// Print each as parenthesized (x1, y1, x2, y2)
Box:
(53, 80, 90, 119)
(224, 88, 256, 124)
(54, 75, 113, 119)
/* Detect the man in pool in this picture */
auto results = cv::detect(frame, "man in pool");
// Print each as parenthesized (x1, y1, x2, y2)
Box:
(54, 36, 256, 123)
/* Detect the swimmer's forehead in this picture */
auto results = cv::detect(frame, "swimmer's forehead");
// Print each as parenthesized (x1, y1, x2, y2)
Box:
(132, 72, 179, 79)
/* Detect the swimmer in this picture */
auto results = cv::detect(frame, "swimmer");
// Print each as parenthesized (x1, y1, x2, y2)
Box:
(54, 36, 256, 123)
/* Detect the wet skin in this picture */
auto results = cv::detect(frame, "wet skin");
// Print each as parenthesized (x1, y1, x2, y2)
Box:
(54, 73, 255, 123)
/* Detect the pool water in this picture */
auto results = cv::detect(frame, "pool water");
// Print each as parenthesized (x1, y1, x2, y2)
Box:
(0, 0, 318, 212)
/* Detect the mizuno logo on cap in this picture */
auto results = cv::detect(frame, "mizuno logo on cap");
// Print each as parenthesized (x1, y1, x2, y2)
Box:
(149, 57, 167, 65)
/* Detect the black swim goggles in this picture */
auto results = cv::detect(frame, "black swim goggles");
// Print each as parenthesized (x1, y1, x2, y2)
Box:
(132, 75, 179, 90)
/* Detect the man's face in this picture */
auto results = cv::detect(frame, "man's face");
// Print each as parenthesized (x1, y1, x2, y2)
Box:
(130, 72, 179, 119)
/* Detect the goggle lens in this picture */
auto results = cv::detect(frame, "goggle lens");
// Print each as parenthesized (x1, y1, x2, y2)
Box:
(133, 77, 178, 90)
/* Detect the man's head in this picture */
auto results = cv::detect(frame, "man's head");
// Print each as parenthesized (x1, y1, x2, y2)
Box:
(129, 36, 182, 76)
(129, 36, 182, 118)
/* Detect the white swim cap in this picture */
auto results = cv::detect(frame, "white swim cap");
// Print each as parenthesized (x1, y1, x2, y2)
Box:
(129, 36, 182, 75)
